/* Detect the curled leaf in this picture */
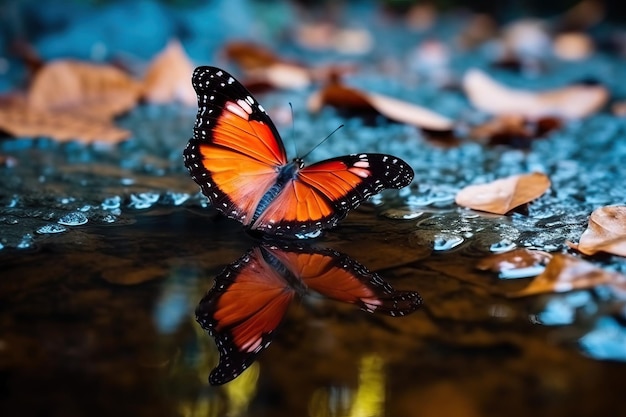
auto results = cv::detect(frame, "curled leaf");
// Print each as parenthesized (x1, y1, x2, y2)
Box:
(455, 172, 551, 215)
(509, 253, 626, 297)
(308, 80, 454, 132)
(143, 39, 196, 106)
(569, 206, 626, 257)
(28, 60, 142, 121)
(463, 68, 608, 119)
(476, 248, 552, 278)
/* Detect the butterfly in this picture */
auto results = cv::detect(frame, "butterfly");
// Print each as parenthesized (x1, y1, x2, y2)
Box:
(183, 66, 414, 238)
(196, 243, 422, 385)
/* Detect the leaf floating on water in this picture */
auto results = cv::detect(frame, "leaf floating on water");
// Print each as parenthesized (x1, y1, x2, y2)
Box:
(142, 39, 196, 106)
(28, 60, 142, 121)
(509, 253, 626, 297)
(568, 205, 626, 257)
(476, 248, 552, 279)
(462, 68, 609, 119)
(308, 79, 454, 132)
(455, 172, 551, 215)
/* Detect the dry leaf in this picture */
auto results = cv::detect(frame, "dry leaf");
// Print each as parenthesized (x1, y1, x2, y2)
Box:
(28, 60, 142, 121)
(455, 172, 551, 215)
(308, 80, 454, 132)
(223, 41, 291, 70)
(569, 206, 626, 257)
(476, 248, 552, 273)
(142, 39, 196, 106)
(223, 41, 313, 90)
(469, 114, 562, 147)
(0, 101, 131, 144)
(509, 253, 626, 297)
(463, 69, 609, 119)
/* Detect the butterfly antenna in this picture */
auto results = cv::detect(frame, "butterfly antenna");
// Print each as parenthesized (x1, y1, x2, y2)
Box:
(301, 124, 344, 160)
(289, 102, 298, 158)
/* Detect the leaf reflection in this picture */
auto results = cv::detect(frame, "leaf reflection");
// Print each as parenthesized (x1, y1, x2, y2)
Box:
(195, 242, 422, 386)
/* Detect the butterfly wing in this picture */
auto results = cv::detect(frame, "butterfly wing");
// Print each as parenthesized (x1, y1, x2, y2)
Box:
(183, 66, 289, 226)
(268, 244, 422, 316)
(252, 154, 414, 237)
(196, 247, 295, 385)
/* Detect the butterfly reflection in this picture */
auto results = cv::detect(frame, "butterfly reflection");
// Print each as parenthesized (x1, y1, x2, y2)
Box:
(196, 243, 422, 385)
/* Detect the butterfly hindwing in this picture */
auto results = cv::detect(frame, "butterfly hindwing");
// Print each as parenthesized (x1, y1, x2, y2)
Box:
(269, 244, 422, 316)
(251, 153, 414, 236)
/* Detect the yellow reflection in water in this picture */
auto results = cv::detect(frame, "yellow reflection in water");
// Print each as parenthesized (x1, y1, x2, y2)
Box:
(309, 354, 386, 417)
(179, 320, 260, 417)
(223, 363, 260, 417)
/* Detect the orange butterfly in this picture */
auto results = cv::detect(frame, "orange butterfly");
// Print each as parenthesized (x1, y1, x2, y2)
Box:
(183, 66, 414, 238)
(196, 243, 422, 385)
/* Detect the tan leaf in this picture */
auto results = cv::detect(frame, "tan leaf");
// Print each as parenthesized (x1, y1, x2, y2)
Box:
(569, 206, 626, 257)
(455, 172, 551, 215)
(476, 248, 552, 275)
(308, 80, 454, 132)
(142, 39, 196, 106)
(0, 101, 130, 144)
(509, 253, 626, 297)
(463, 68, 608, 119)
(28, 60, 142, 121)
(553, 32, 594, 61)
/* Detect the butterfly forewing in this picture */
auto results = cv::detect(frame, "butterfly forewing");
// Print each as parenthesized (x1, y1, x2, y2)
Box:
(184, 66, 288, 224)
(196, 247, 295, 385)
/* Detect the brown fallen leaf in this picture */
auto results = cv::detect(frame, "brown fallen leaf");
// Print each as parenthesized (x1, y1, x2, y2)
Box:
(469, 114, 562, 148)
(463, 69, 609, 119)
(308, 79, 454, 132)
(0, 100, 131, 143)
(509, 253, 626, 297)
(476, 248, 552, 273)
(568, 206, 626, 257)
(223, 41, 312, 90)
(28, 60, 142, 121)
(142, 39, 196, 106)
(455, 172, 551, 215)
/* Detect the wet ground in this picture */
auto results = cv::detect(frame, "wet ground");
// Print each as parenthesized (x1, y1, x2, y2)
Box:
(2, 1, 626, 416)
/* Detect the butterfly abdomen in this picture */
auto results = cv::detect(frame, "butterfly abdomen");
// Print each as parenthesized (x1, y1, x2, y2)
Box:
(251, 161, 300, 223)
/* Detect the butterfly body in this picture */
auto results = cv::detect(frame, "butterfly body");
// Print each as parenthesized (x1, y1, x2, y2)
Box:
(184, 66, 414, 238)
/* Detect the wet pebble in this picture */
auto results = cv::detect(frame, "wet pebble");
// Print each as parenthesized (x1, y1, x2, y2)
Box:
(17, 233, 34, 249)
(36, 223, 68, 234)
(101, 196, 122, 210)
(380, 208, 424, 220)
(490, 240, 517, 253)
(534, 291, 593, 326)
(58, 212, 89, 226)
(129, 192, 160, 209)
(432, 234, 464, 251)
(499, 265, 545, 279)
(579, 317, 626, 362)
(161, 191, 190, 206)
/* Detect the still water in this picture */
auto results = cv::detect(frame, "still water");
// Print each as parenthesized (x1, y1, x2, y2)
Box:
(1, 203, 625, 417)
